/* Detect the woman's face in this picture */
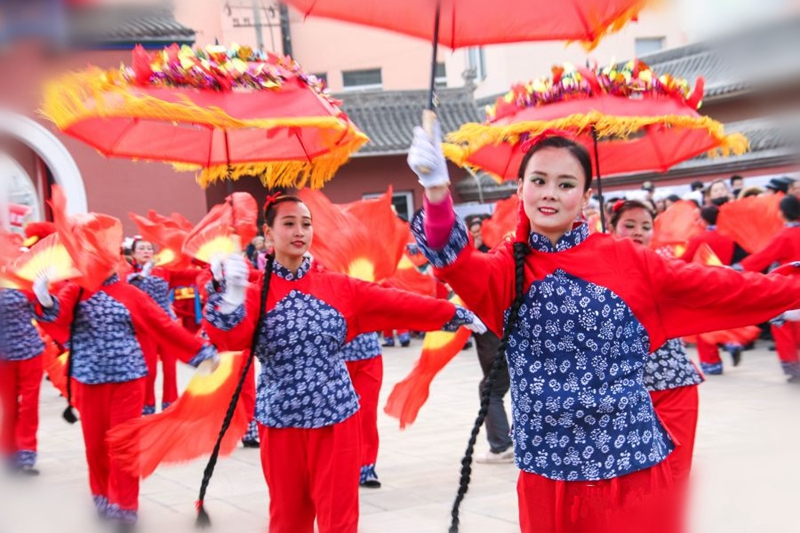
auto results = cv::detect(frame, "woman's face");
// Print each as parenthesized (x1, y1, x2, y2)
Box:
(612, 207, 654, 247)
(132, 240, 154, 264)
(517, 147, 591, 243)
(265, 202, 313, 262)
(253, 236, 266, 251)
(709, 182, 730, 200)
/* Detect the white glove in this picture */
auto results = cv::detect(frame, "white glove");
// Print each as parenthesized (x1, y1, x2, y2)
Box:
(783, 309, 800, 322)
(210, 256, 224, 282)
(465, 315, 487, 334)
(219, 254, 249, 312)
(407, 121, 450, 188)
(141, 261, 154, 278)
(33, 275, 54, 308)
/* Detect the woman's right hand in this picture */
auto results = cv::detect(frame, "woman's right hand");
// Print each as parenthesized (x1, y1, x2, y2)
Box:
(407, 121, 450, 190)
(33, 274, 54, 308)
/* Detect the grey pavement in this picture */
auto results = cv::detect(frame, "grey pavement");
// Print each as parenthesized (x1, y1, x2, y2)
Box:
(1, 340, 798, 533)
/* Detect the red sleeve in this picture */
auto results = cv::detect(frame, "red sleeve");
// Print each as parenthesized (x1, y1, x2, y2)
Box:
(640, 246, 800, 345)
(739, 231, 788, 272)
(202, 276, 262, 352)
(165, 267, 204, 288)
(433, 243, 516, 337)
(346, 277, 458, 342)
(124, 286, 205, 363)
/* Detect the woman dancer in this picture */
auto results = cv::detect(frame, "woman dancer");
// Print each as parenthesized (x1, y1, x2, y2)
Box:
(407, 125, 800, 533)
(204, 194, 485, 533)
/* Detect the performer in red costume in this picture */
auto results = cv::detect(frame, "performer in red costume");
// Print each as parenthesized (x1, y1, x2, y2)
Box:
(203, 194, 485, 533)
(680, 205, 749, 374)
(609, 199, 704, 528)
(738, 195, 800, 382)
(126, 238, 204, 414)
(407, 125, 800, 533)
(32, 213, 218, 532)
(0, 222, 57, 475)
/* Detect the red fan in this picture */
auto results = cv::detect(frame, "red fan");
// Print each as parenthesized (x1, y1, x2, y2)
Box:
(692, 243, 724, 267)
(107, 351, 252, 478)
(384, 295, 472, 428)
(22, 221, 57, 248)
(299, 189, 407, 283)
(182, 193, 258, 264)
(5, 233, 82, 290)
(384, 254, 437, 297)
(651, 200, 703, 257)
(146, 209, 194, 232)
(50, 185, 124, 291)
(717, 194, 784, 254)
(482, 196, 518, 249)
(0, 229, 24, 287)
(129, 212, 191, 269)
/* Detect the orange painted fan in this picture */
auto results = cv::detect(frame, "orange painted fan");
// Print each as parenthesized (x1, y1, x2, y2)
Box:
(717, 194, 784, 254)
(182, 193, 258, 264)
(129, 212, 191, 269)
(107, 351, 252, 478)
(384, 295, 472, 429)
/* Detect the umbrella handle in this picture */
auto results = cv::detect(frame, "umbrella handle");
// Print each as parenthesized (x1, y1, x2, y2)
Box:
(417, 109, 438, 175)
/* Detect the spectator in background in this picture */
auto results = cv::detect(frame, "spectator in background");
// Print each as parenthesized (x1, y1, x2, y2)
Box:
(246, 235, 266, 268)
(790, 179, 800, 198)
(654, 198, 667, 214)
(642, 181, 655, 203)
(708, 179, 733, 204)
(466, 216, 489, 252)
(764, 176, 794, 195)
(665, 194, 681, 209)
(730, 175, 744, 198)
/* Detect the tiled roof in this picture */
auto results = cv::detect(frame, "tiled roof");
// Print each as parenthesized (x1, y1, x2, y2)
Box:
(338, 87, 482, 156)
(67, 6, 195, 46)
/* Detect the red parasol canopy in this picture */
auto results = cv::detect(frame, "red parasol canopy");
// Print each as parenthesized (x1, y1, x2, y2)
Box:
(445, 61, 748, 182)
(283, 0, 648, 50)
(42, 44, 368, 189)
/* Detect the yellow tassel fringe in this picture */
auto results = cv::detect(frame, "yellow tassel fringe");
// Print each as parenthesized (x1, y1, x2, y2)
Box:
(444, 112, 750, 172)
(40, 68, 370, 188)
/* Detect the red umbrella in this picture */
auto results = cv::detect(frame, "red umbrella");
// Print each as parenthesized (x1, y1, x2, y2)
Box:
(284, 0, 648, 117)
(42, 44, 367, 189)
(445, 61, 749, 229)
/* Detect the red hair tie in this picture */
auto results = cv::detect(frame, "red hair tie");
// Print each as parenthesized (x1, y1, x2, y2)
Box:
(612, 199, 627, 213)
(264, 192, 283, 208)
(519, 129, 572, 153)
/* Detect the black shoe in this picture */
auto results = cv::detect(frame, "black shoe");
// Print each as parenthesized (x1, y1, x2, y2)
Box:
(769, 345, 776, 351)
(787, 375, 800, 385)
(730, 347, 742, 367)
(242, 440, 260, 449)
(462, 341, 473, 351)
(743, 342, 755, 351)
(400, 340, 410, 348)
(360, 478, 381, 488)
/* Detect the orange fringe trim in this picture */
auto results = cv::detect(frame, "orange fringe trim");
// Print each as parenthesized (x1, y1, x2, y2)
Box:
(40, 68, 369, 189)
(444, 112, 750, 172)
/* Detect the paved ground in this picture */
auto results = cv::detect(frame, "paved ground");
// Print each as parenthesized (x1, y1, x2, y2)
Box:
(2, 340, 799, 533)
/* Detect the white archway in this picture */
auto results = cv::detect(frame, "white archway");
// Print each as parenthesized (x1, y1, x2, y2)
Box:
(0, 111, 87, 214)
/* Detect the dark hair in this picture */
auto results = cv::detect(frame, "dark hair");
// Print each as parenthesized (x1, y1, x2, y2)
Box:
(263, 195, 305, 227)
(131, 238, 148, 253)
(449, 241, 530, 533)
(710, 197, 729, 207)
(700, 205, 719, 226)
(609, 200, 654, 229)
(195, 254, 275, 527)
(690, 180, 704, 191)
(667, 194, 681, 203)
(730, 175, 743, 185)
(780, 195, 800, 221)
(517, 136, 593, 192)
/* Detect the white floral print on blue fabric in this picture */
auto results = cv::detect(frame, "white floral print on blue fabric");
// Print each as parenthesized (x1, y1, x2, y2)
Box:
(644, 338, 703, 391)
(410, 211, 470, 269)
(340, 333, 381, 362)
(0, 289, 44, 361)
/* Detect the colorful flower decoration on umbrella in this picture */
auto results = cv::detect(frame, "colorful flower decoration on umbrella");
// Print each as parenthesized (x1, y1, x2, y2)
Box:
(42, 43, 368, 189)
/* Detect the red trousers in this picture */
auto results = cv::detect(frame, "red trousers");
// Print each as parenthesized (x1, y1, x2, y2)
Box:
(518, 460, 678, 533)
(650, 385, 699, 486)
(141, 335, 178, 409)
(75, 378, 145, 514)
(346, 356, 383, 467)
(258, 414, 360, 533)
(695, 337, 721, 367)
(0, 357, 43, 460)
(772, 322, 800, 365)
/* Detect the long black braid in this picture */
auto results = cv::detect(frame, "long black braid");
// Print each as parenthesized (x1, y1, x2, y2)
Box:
(195, 254, 274, 528)
(62, 288, 84, 424)
(449, 241, 530, 533)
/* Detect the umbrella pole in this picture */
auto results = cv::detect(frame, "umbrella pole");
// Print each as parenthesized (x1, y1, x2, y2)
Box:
(591, 127, 607, 233)
(422, 0, 442, 135)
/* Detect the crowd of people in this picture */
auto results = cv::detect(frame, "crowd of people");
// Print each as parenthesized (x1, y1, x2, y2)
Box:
(2, 127, 800, 533)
